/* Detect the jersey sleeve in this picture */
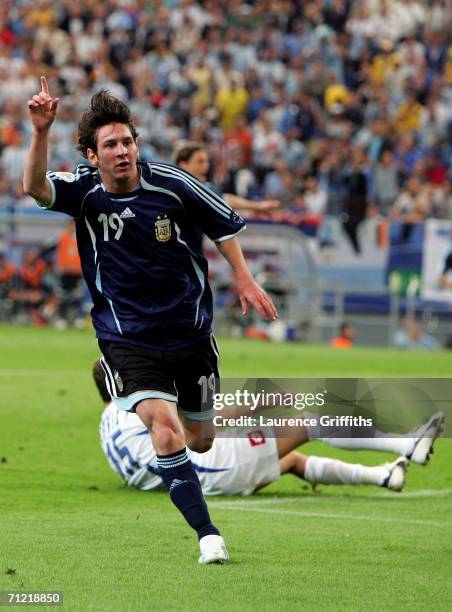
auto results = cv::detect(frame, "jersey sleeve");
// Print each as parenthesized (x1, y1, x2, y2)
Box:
(37, 165, 97, 218)
(180, 172, 246, 242)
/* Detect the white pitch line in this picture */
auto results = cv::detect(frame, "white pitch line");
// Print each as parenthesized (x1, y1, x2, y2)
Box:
(371, 488, 452, 499)
(209, 503, 452, 528)
(231, 488, 452, 505)
(0, 370, 87, 376)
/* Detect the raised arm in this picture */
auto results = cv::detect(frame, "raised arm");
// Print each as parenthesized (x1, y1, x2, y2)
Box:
(215, 237, 278, 321)
(23, 76, 60, 205)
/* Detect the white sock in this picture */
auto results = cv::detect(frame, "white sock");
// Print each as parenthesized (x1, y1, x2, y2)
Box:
(320, 436, 414, 457)
(304, 455, 388, 487)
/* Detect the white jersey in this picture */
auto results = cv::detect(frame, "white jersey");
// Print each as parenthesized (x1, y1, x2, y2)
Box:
(100, 402, 280, 496)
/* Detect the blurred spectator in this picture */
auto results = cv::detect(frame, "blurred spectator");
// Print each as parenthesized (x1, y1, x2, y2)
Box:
(0, 130, 29, 189)
(186, 55, 214, 112)
(374, 150, 400, 215)
(8, 249, 47, 325)
(393, 90, 424, 135)
(341, 147, 369, 254)
(331, 322, 355, 349)
(424, 151, 446, 186)
(438, 251, 452, 291)
(18, 249, 46, 290)
(262, 159, 287, 201)
(304, 175, 327, 217)
(392, 134, 425, 180)
(252, 110, 286, 183)
(215, 76, 249, 129)
(0, 254, 15, 318)
(223, 115, 253, 168)
(55, 220, 82, 291)
(390, 177, 431, 223)
(246, 83, 272, 123)
(324, 70, 350, 112)
(393, 315, 440, 351)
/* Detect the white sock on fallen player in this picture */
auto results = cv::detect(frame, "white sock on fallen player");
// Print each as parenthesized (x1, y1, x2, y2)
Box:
(304, 455, 388, 486)
(319, 436, 413, 457)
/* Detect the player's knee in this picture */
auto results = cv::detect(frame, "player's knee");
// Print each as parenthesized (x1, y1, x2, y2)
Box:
(137, 402, 174, 429)
(187, 436, 214, 453)
(154, 424, 183, 451)
(136, 403, 184, 451)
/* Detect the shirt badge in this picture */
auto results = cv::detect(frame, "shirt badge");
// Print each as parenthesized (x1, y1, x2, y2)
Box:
(155, 214, 172, 242)
(114, 370, 123, 393)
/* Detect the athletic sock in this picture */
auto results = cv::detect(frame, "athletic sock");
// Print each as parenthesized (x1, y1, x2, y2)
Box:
(320, 435, 413, 457)
(156, 448, 219, 540)
(304, 455, 387, 486)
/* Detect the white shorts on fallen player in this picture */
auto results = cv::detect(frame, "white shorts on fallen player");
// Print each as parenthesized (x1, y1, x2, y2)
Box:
(192, 428, 280, 496)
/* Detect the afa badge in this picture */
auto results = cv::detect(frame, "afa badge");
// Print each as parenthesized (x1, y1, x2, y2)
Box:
(155, 214, 172, 242)
(113, 370, 123, 393)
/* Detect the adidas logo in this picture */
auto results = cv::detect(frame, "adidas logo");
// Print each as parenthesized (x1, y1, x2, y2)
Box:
(169, 479, 185, 491)
(120, 207, 135, 218)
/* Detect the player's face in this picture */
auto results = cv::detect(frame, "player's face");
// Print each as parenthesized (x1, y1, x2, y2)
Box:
(88, 123, 139, 193)
(181, 150, 209, 182)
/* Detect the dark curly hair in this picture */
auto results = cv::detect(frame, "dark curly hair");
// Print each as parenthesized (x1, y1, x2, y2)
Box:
(92, 360, 111, 404)
(77, 90, 138, 158)
(172, 142, 206, 165)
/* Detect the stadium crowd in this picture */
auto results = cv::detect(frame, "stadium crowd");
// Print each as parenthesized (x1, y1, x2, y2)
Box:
(0, 0, 451, 275)
(0, 221, 85, 326)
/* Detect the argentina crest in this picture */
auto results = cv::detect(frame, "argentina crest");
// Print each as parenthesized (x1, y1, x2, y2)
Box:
(155, 214, 172, 242)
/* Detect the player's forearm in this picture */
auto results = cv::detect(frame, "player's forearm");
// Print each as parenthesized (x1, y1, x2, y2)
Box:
(215, 237, 252, 281)
(224, 194, 279, 213)
(224, 193, 254, 211)
(23, 129, 52, 205)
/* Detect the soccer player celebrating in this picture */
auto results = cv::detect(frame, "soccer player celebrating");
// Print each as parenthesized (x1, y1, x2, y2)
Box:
(23, 77, 277, 564)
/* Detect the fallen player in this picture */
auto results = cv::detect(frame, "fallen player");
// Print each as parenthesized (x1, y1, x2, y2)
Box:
(94, 362, 444, 496)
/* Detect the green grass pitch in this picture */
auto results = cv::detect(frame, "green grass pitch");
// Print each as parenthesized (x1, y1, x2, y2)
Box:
(0, 325, 451, 611)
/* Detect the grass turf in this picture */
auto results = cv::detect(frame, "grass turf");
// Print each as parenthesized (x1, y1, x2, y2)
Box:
(0, 325, 451, 611)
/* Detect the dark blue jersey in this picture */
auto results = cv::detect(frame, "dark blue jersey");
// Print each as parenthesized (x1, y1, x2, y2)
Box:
(39, 162, 246, 349)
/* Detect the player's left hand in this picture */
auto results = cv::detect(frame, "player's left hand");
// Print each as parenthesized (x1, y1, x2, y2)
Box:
(236, 273, 278, 321)
(252, 200, 280, 218)
(258, 200, 280, 212)
(27, 76, 60, 133)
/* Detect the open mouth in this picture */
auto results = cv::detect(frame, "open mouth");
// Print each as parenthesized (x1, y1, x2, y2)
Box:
(116, 161, 129, 170)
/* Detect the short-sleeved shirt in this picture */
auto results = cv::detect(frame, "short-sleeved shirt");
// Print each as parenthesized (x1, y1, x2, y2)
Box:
(39, 161, 246, 349)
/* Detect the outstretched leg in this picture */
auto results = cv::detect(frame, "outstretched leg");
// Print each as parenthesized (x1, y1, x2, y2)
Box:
(318, 411, 445, 465)
(277, 448, 407, 492)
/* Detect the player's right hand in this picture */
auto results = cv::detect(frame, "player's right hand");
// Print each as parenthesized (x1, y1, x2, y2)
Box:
(27, 76, 60, 133)
(236, 273, 278, 321)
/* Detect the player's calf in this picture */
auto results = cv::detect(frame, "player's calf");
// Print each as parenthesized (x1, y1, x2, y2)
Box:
(156, 448, 224, 544)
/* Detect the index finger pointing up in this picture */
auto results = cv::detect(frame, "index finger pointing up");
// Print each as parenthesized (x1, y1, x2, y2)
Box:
(40, 75, 49, 95)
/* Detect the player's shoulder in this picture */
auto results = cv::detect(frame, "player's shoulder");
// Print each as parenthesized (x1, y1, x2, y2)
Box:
(47, 164, 99, 186)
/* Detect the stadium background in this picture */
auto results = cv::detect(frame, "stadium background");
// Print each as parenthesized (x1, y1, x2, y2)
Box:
(0, 1, 451, 610)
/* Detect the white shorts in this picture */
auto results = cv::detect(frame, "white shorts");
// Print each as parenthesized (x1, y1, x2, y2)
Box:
(189, 426, 280, 496)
